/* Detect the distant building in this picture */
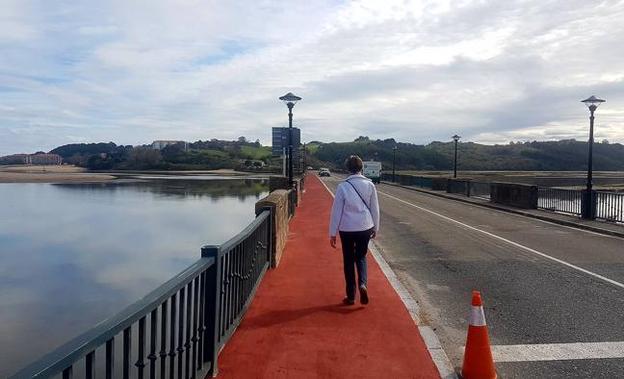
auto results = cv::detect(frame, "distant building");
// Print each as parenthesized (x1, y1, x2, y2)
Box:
(28, 154, 63, 165)
(0, 154, 29, 165)
(0, 153, 62, 165)
(151, 140, 187, 150)
(242, 159, 266, 168)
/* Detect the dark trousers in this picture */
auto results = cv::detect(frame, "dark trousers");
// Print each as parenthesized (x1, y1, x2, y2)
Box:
(339, 228, 373, 300)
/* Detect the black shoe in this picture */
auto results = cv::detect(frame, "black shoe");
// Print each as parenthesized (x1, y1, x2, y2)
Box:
(359, 285, 369, 305)
(343, 297, 355, 305)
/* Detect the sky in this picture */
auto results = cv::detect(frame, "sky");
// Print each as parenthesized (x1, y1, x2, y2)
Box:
(1, 0, 624, 155)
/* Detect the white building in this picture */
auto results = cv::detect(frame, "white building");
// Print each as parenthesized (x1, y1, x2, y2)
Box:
(151, 140, 187, 150)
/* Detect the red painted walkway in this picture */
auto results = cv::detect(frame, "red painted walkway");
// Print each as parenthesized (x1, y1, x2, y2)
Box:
(216, 175, 440, 378)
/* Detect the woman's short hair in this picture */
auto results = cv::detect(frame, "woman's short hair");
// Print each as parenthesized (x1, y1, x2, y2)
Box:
(345, 155, 363, 173)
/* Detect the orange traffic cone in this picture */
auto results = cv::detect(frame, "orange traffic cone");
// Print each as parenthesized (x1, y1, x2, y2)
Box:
(462, 290, 496, 379)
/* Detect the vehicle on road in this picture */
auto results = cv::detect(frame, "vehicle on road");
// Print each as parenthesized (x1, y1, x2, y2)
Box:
(318, 168, 331, 177)
(363, 161, 381, 183)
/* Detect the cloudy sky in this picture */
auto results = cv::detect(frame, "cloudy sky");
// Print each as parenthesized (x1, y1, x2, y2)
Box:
(1, 0, 623, 155)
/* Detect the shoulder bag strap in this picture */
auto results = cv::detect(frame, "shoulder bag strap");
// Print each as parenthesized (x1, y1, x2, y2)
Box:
(345, 180, 371, 214)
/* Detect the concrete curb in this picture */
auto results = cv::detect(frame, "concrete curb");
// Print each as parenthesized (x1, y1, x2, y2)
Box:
(368, 241, 458, 379)
(382, 181, 624, 240)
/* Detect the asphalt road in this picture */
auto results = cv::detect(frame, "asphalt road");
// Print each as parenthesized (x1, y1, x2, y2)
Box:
(321, 175, 624, 379)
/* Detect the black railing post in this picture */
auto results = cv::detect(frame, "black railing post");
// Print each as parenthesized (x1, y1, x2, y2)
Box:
(256, 207, 275, 267)
(106, 338, 114, 379)
(392, 147, 397, 183)
(262, 207, 274, 266)
(581, 189, 597, 220)
(201, 245, 222, 377)
(267, 213, 272, 259)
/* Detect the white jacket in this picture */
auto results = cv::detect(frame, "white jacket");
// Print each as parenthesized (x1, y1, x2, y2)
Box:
(329, 174, 380, 236)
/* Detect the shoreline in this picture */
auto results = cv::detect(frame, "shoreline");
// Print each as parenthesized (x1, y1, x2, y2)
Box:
(0, 165, 274, 184)
(0, 165, 115, 183)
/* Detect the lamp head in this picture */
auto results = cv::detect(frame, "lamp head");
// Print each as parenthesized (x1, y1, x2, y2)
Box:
(452, 134, 461, 142)
(279, 92, 302, 108)
(581, 95, 605, 112)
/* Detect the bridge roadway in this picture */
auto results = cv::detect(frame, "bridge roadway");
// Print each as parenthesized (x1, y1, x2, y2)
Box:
(321, 175, 624, 379)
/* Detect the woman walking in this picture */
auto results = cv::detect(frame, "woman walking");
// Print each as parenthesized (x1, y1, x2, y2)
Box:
(329, 155, 380, 305)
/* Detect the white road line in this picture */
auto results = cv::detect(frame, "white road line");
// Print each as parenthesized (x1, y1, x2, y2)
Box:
(490, 342, 624, 362)
(316, 175, 458, 379)
(377, 190, 624, 291)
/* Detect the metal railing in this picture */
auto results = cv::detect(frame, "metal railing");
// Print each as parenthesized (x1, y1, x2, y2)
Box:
(203, 210, 271, 361)
(382, 173, 433, 189)
(412, 177, 433, 188)
(537, 187, 582, 215)
(447, 180, 469, 196)
(596, 191, 624, 223)
(11, 210, 271, 379)
(385, 173, 623, 224)
(469, 181, 491, 199)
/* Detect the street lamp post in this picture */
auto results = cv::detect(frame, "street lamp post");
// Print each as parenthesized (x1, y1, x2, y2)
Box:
(580, 95, 605, 219)
(392, 146, 398, 182)
(279, 92, 302, 187)
(452, 135, 461, 178)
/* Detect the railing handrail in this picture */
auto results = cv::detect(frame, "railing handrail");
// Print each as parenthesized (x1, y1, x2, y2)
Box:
(538, 187, 581, 192)
(217, 210, 270, 253)
(11, 256, 215, 378)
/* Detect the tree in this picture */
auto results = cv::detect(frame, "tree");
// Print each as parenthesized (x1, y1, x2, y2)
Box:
(127, 147, 162, 169)
(161, 143, 184, 160)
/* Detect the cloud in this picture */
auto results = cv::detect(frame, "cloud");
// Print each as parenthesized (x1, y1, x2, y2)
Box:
(1, 0, 623, 155)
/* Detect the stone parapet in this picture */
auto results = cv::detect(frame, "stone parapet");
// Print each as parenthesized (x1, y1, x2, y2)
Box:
(490, 182, 538, 209)
(447, 179, 470, 196)
(255, 189, 290, 268)
(431, 178, 449, 191)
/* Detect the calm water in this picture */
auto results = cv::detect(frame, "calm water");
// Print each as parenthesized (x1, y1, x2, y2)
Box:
(0, 178, 268, 376)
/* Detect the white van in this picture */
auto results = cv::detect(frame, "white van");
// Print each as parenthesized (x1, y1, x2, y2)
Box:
(363, 161, 381, 183)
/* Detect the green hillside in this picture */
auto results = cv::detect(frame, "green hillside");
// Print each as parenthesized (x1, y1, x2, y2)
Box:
(36, 136, 624, 172)
(310, 137, 624, 171)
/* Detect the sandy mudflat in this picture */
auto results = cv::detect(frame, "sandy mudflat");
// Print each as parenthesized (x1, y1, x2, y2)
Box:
(0, 165, 115, 183)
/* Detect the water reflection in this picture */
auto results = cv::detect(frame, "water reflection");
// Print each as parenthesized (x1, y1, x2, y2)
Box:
(0, 178, 268, 377)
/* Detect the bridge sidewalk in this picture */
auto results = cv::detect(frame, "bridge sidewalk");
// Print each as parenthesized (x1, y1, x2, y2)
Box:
(215, 174, 441, 378)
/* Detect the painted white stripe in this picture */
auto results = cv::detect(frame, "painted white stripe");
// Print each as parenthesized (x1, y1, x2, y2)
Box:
(469, 306, 486, 327)
(317, 175, 458, 379)
(377, 190, 624, 291)
(490, 342, 624, 362)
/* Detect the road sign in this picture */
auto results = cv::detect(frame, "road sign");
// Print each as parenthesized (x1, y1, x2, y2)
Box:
(272, 127, 300, 157)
